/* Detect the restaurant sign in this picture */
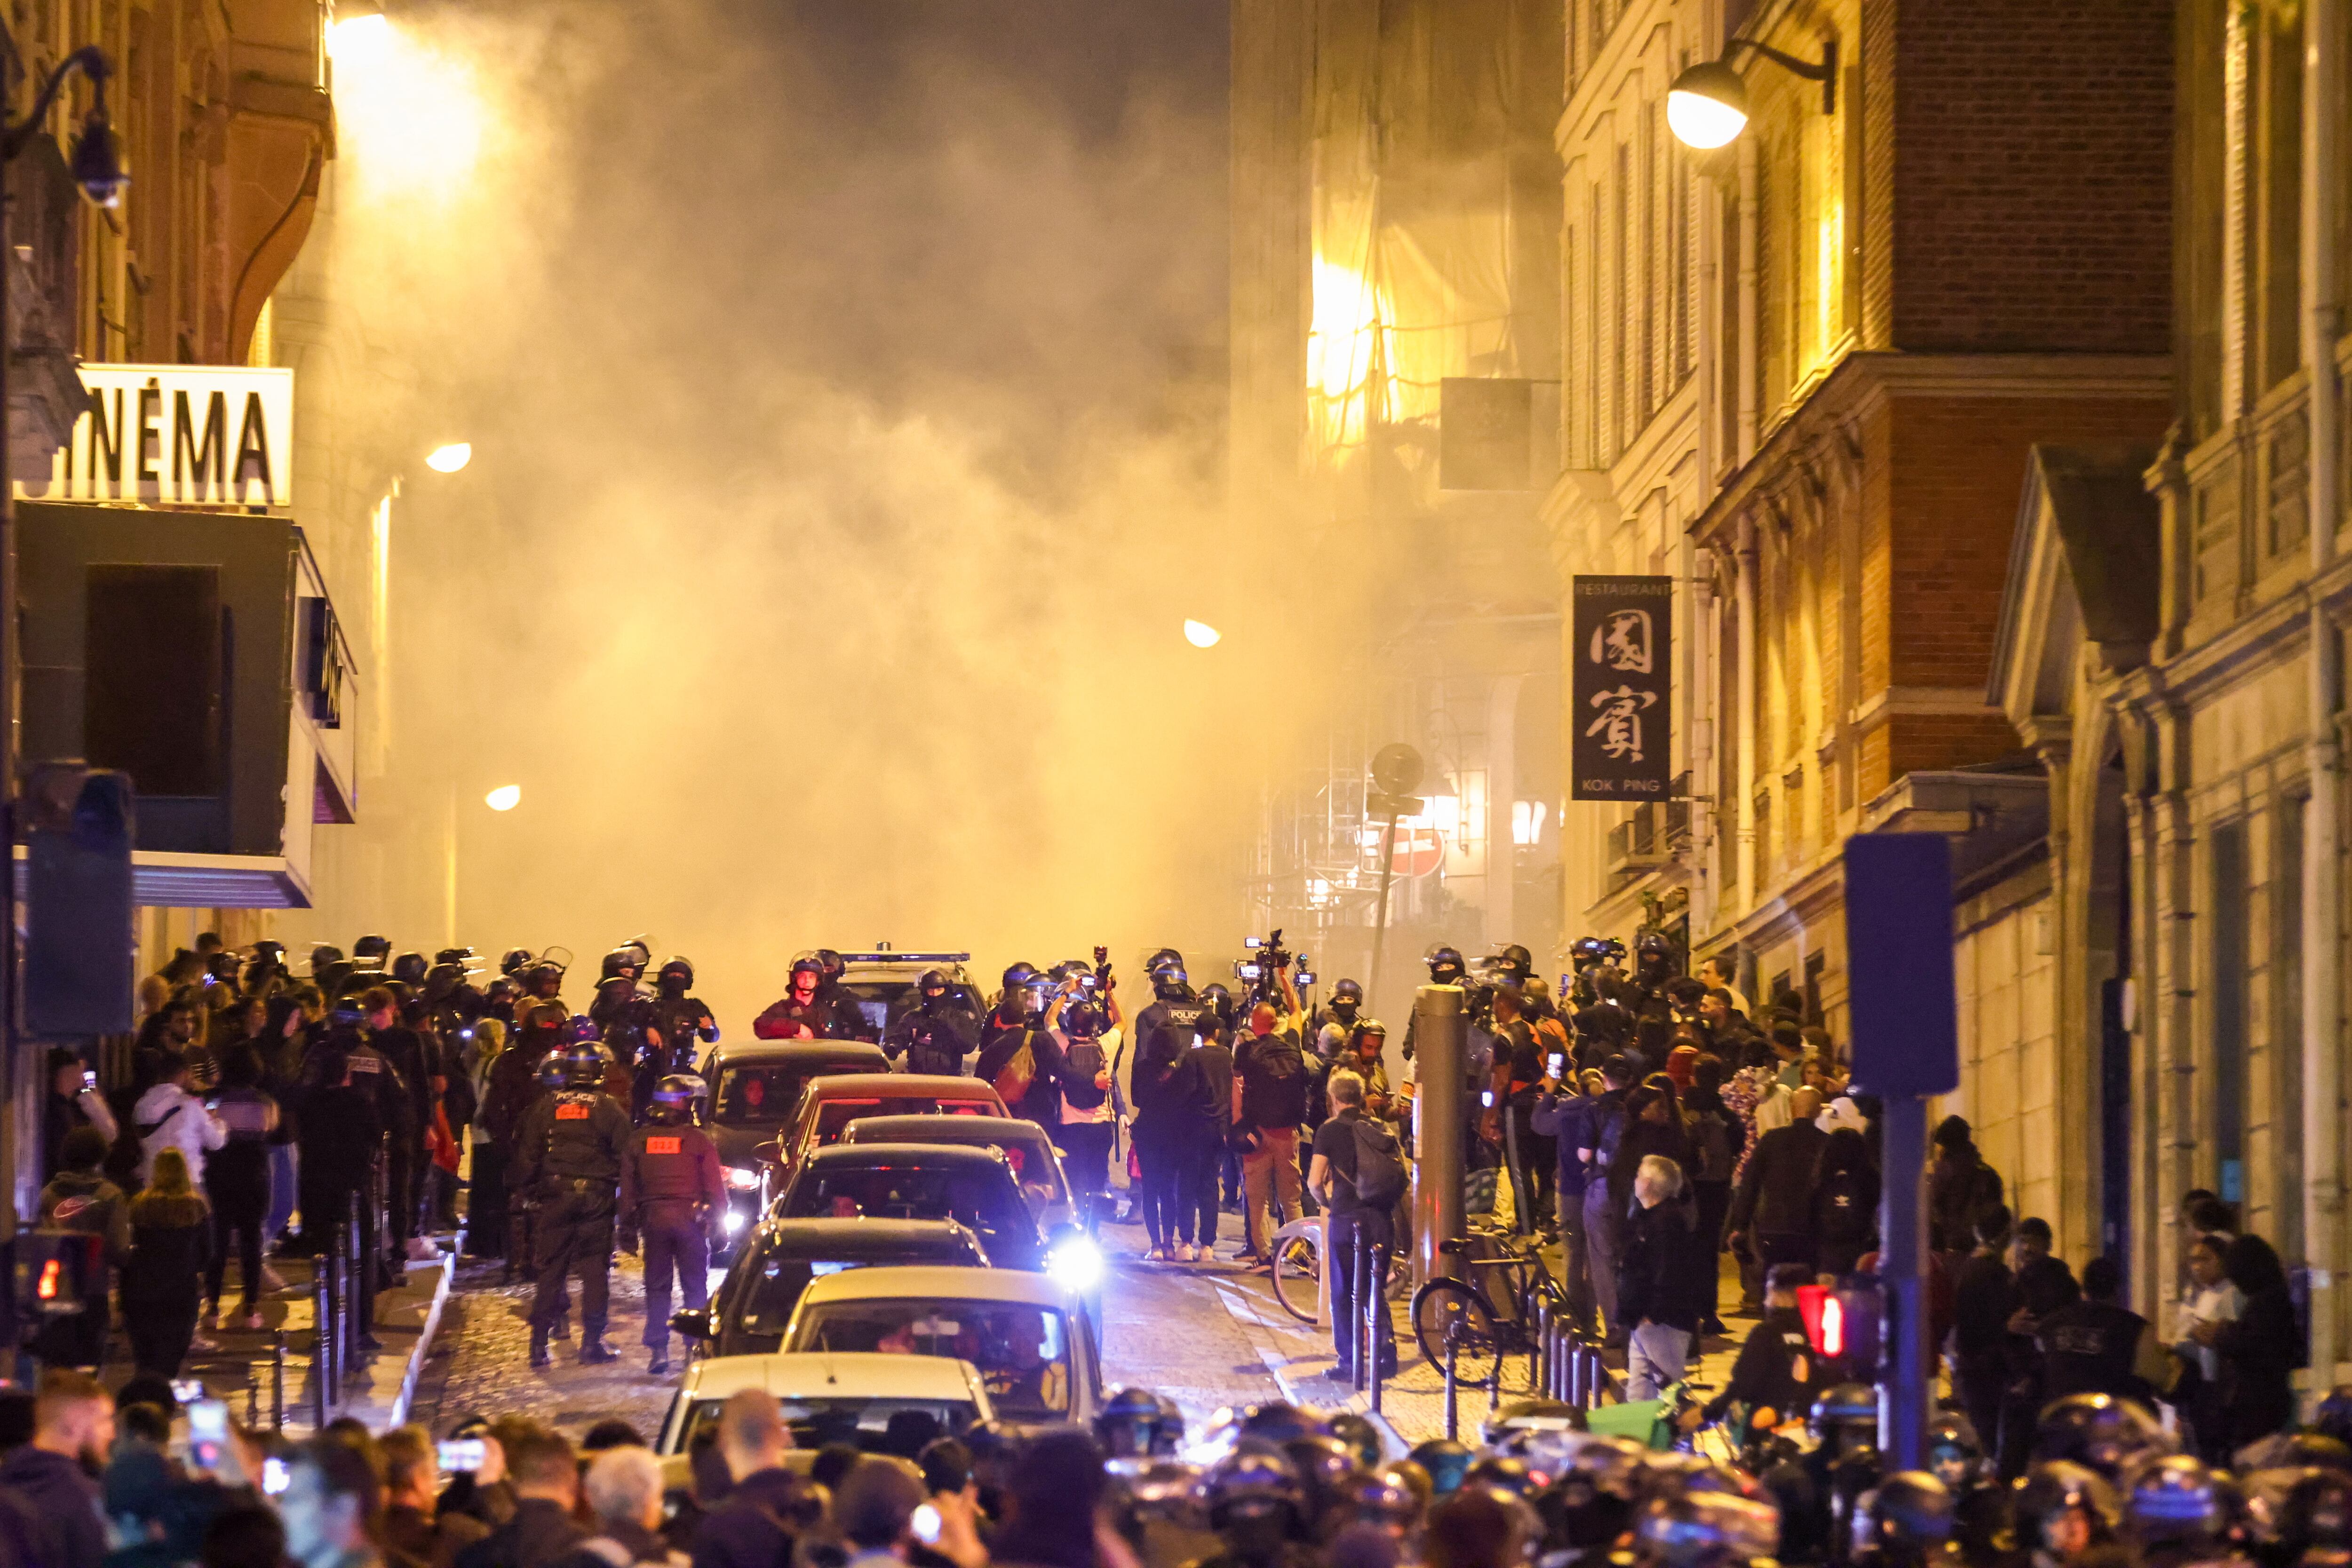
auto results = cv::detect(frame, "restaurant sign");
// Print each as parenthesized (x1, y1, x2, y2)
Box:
(1570, 575, 1673, 800)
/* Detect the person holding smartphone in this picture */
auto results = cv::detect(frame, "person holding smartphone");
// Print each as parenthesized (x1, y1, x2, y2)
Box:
(41, 1050, 117, 1186)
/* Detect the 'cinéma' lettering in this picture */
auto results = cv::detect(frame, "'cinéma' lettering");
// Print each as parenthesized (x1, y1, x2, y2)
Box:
(15, 364, 294, 507)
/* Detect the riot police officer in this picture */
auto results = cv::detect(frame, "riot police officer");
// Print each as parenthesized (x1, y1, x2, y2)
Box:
(516, 1040, 631, 1367)
(1401, 945, 1470, 1062)
(590, 947, 655, 1062)
(1313, 979, 1364, 1059)
(639, 959, 719, 1119)
(887, 970, 977, 1076)
(754, 955, 851, 1040)
(621, 1075, 723, 1376)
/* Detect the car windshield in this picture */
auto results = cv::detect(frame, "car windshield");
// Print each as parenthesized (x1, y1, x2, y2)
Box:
(836, 983, 910, 1040)
(739, 1245, 979, 1333)
(781, 1164, 1034, 1255)
(812, 1097, 999, 1146)
(673, 1394, 979, 1458)
(988, 1137, 1065, 1207)
(715, 1067, 813, 1127)
(789, 1299, 1072, 1418)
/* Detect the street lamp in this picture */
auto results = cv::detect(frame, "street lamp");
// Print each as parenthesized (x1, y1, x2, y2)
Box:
(425, 442, 471, 473)
(1667, 38, 1838, 148)
(1183, 619, 1221, 648)
(485, 785, 521, 811)
(0, 45, 124, 1220)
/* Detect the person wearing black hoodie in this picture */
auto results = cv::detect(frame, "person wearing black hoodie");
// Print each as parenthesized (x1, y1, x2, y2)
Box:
(1615, 1155, 1710, 1401)
(31, 1127, 128, 1370)
(690, 1391, 810, 1568)
(1725, 1086, 1827, 1272)
(453, 1429, 586, 1568)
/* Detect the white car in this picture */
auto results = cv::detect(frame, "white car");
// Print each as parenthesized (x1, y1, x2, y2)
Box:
(653, 1351, 995, 1485)
(778, 1265, 1103, 1428)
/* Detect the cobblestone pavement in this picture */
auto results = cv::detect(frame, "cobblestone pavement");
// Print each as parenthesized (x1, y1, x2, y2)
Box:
(409, 1229, 1289, 1444)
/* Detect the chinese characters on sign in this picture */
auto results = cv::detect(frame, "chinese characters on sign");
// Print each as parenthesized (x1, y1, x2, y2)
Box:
(1571, 576, 1673, 800)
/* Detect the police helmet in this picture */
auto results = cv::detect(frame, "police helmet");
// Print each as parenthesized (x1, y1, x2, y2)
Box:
(649, 1075, 699, 1125)
(1463, 1456, 1535, 1498)
(526, 959, 565, 994)
(1152, 962, 1191, 1000)
(352, 934, 391, 963)
(501, 948, 532, 977)
(2249, 1465, 2352, 1556)
(423, 963, 465, 1006)
(2013, 1461, 2120, 1559)
(1200, 983, 1234, 1025)
(1202, 1446, 1304, 1532)
(392, 952, 428, 986)
(1227, 1401, 1327, 1448)
(561, 1040, 608, 1088)
(600, 949, 633, 982)
(1097, 1387, 1185, 1459)
(1283, 1435, 1361, 1530)
(658, 958, 694, 991)
(814, 949, 845, 982)
(1635, 1490, 1782, 1568)
(1407, 1439, 1474, 1496)
(2122, 1455, 2228, 1548)
(519, 1000, 566, 1036)
(534, 1051, 570, 1090)
(2033, 1393, 2169, 1481)
(1924, 1417, 1982, 1491)
(1341, 1469, 1420, 1536)
(1326, 1411, 1382, 1471)
(1493, 944, 1534, 979)
(1001, 962, 1037, 994)
(1350, 1019, 1389, 1049)
(790, 955, 825, 982)
(1146, 947, 1184, 974)
(917, 969, 951, 1005)
(310, 943, 345, 971)
(434, 947, 471, 968)
(1331, 978, 1364, 1005)
(485, 977, 519, 1007)
(1424, 944, 1465, 981)
(1855, 1472, 1955, 1561)
(1808, 1383, 1880, 1444)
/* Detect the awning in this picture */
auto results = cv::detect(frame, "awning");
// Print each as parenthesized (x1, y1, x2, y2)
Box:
(14, 847, 312, 909)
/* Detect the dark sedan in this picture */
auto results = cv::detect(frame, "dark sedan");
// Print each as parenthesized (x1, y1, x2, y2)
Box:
(702, 1040, 889, 1243)
(771, 1142, 1049, 1272)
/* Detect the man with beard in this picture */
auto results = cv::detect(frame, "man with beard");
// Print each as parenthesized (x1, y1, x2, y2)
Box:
(0, 1370, 115, 1568)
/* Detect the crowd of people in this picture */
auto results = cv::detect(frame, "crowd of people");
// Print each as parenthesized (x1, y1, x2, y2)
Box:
(0, 1353, 2349, 1568)
(36, 933, 733, 1381)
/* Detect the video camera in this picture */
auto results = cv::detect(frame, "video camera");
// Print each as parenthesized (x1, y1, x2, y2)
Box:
(1232, 930, 1314, 1004)
(1569, 935, 1627, 966)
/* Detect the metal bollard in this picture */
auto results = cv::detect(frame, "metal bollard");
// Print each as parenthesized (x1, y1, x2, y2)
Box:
(1367, 1245, 1386, 1417)
(1531, 1295, 1549, 1395)
(1444, 1323, 1462, 1441)
(245, 1370, 259, 1427)
(314, 1247, 333, 1425)
(1486, 1357, 1502, 1419)
(272, 1331, 286, 1431)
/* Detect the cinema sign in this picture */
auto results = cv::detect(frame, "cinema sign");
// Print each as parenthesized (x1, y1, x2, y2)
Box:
(14, 363, 294, 509)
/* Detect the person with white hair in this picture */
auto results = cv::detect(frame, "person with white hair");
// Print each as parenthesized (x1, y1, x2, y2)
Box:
(567, 1447, 684, 1568)
(1615, 1154, 1710, 1400)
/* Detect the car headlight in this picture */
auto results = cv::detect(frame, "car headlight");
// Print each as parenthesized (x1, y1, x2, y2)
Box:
(1046, 1235, 1104, 1293)
(723, 1167, 762, 1191)
(723, 1209, 746, 1234)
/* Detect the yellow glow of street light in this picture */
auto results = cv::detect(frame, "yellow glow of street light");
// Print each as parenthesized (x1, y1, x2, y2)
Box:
(1184, 619, 1222, 648)
(426, 442, 472, 473)
(326, 12, 391, 64)
(485, 784, 521, 812)
(1667, 62, 1751, 148)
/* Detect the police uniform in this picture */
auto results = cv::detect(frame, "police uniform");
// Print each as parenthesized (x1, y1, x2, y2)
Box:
(620, 1120, 724, 1361)
(515, 1083, 631, 1349)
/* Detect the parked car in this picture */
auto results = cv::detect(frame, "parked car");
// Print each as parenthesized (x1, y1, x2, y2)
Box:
(701, 1041, 890, 1241)
(683, 1216, 993, 1358)
(778, 1264, 1103, 1427)
(766, 1073, 1007, 1196)
(840, 1114, 1076, 1235)
(770, 1142, 1050, 1272)
(653, 1350, 994, 1486)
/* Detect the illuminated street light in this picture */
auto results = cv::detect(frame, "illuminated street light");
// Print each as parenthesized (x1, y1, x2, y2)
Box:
(327, 8, 391, 63)
(1183, 619, 1221, 648)
(1667, 38, 1837, 149)
(426, 442, 472, 473)
(485, 784, 521, 811)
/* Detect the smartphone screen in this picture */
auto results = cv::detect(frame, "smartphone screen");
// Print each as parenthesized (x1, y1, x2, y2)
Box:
(912, 1504, 943, 1545)
(81, 1070, 96, 1092)
(1481, 1090, 1494, 1108)
(438, 1439, 485, 1474)
(262, 1457, 289, 1496)
(1547, 1053, 1565, 1078)
(188, 1399, 229, 1472)
(170, 1379, 205, 1405)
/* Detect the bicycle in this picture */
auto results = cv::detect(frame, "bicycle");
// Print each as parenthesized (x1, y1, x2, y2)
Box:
(1408, 1229, 1581, 1391)
(1266, 1214, 1409, 1326)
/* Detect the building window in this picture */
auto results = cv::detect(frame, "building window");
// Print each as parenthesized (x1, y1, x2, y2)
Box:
(2210, 819, 2250, 1204)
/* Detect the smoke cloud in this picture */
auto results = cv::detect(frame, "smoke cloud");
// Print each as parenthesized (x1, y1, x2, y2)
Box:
(296, 0, 1307, 1028)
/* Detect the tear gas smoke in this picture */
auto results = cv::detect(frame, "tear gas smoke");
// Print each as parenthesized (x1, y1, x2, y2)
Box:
(291, 0, 1345, 1029)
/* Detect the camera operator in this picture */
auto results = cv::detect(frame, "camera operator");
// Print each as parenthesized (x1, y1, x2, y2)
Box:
(1483, 986, 1554, 1237)
(1231, 948, 1309, 1269)
(887, 970, 977, 1077)
(1038, 961, 1123, 1234)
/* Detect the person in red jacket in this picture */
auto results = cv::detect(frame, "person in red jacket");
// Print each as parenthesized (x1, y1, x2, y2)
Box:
(754, 956, 854, 1040)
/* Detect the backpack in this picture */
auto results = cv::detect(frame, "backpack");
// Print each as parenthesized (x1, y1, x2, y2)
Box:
(992, 1032, 1038, 1108)
(1344, 1117, 1409, 1206)
(1818, 1165, 1872, 1244)
(1689, 1108, 1735, 1184)
(1061, 1037, 1108, 1112)
(1240, 1034, 1308, 1128)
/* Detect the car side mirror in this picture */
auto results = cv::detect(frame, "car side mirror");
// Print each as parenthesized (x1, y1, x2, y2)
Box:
(671, 1309, 713, 1341)
(753, 1140, 782, 1165)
